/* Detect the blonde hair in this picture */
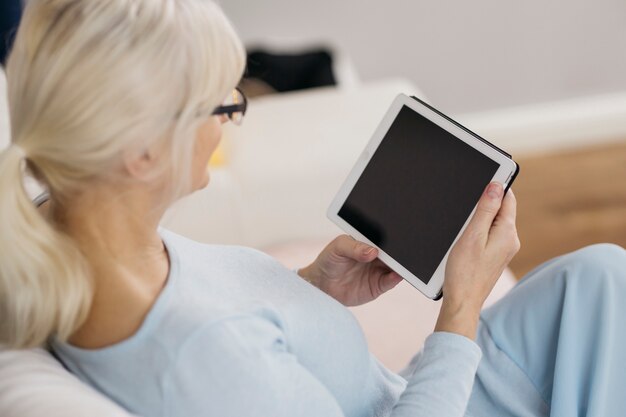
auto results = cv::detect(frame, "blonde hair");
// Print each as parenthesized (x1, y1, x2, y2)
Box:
(0, 0, 245, 348)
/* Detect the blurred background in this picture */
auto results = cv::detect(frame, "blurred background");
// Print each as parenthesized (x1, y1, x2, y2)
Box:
(219, 0, 626, 277)
(222, 0, 626, 114)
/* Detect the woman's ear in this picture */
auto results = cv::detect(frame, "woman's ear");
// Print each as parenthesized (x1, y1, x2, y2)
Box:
(122, 144, 161, 180)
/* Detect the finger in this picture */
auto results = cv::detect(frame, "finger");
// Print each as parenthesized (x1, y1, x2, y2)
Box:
(330, 235, 378, 262)
(465, 182, 504, 241)
(489, 189, 520, 250)
(378, 271, 403, 294)
(494, 189, 517, 228)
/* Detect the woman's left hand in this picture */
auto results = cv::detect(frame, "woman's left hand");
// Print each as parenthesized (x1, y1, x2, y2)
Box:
(298, 235, 403, 306)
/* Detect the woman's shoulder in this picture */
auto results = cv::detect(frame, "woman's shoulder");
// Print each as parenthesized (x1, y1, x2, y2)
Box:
(159, 227, 278, 264)
(156, 228, 299, 337)
(159, 227, 294, 293)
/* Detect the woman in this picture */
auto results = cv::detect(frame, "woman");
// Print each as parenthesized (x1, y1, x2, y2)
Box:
(1, 1, 624, 416)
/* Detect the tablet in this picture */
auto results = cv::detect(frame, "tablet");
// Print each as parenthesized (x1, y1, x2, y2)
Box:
(327, 94, 519, 300)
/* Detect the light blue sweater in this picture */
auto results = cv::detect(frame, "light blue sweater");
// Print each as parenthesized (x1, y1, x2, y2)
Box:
(52, 229, 481, 417)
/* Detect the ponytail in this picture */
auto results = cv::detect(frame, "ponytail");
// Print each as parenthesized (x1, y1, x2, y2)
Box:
(0, 145, 93, 349)
(0, 0, 245, 348)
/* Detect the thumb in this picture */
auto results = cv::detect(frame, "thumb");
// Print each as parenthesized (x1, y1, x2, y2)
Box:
(379, 271, 403, 293)
(466, 182, 504, 240)
(329, 235, 377, 262)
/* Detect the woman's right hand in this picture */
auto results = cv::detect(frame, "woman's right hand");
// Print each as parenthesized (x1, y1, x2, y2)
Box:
(435, 182, 520, 340)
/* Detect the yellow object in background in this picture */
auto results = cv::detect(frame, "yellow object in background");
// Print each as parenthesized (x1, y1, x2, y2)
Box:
(209, 144, 226, 167)
(209, 127, 231, 167)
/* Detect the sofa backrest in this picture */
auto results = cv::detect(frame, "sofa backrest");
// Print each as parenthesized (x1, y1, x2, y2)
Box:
(0, 348, 134, 417)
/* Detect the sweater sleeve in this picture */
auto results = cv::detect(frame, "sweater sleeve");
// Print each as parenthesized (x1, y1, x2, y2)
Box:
(393, 332, 482, 416)
(164, 316, 481, 417)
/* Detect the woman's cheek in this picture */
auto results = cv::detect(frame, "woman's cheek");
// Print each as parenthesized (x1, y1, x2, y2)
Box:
(194, 118, 222, 189)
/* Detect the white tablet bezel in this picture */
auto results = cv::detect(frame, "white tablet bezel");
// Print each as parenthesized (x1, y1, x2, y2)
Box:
(327, 93, 518, 299)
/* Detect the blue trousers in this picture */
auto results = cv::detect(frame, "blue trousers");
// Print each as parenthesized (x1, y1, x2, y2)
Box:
(467, 244, 626, 417)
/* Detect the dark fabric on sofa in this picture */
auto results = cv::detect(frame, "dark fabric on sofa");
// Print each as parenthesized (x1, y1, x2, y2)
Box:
(0, 0, 22, 65)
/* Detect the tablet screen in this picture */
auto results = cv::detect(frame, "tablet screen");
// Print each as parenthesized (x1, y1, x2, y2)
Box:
(338, 105, 499, 284)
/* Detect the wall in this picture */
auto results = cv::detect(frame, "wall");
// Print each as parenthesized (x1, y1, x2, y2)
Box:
(220, 0, 626, 114)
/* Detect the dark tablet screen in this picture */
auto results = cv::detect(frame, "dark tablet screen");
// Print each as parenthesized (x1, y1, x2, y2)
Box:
(338, 105, 499, 284)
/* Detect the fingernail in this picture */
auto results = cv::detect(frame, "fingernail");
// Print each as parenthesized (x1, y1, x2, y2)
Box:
(363, 247, 375, 255)
(486, 182, 503, 199)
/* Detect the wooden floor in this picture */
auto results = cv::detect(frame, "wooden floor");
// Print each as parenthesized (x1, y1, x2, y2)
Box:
(508, 141, 626, 277)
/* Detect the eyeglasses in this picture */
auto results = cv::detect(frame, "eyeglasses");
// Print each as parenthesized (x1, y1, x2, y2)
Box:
(211, 88, 247, 125)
